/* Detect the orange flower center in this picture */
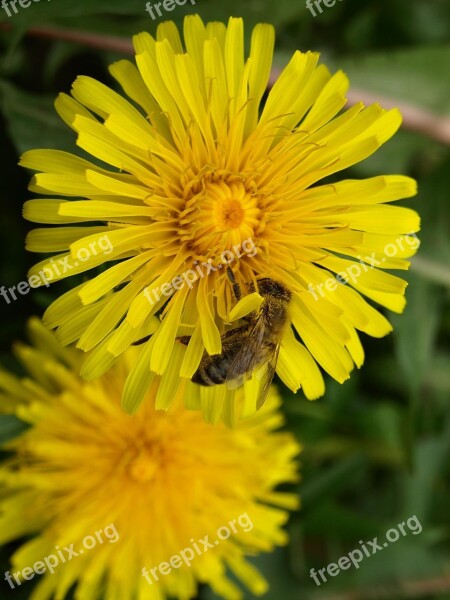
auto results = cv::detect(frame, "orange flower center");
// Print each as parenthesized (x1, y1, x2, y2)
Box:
(217, 197, 245, 229)
(179, 179, 261, 258)
(128, 450, 157, 482)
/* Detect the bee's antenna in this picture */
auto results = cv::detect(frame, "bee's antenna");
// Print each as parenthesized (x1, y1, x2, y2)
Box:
(227, 266, 241, 301)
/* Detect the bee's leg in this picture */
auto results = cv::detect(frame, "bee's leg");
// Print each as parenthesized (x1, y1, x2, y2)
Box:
(177, 335, 191, 346)
(227, 266, 242, 302)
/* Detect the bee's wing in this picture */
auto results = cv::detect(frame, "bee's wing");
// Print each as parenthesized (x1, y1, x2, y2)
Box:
(225, 314, 281, 410)
(225, 315, 267, 389)
(255, 342, 280, 409)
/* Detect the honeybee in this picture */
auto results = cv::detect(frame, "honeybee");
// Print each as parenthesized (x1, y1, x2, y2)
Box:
(178, 269, 292, 409)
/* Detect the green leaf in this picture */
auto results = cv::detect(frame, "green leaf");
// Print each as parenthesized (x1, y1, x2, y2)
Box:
(333, 46, 450, 115)
(391, 272, 443, 469)
(0, 80, 76, 154)
(302, 503, 383, 541)
(0, 414, 28, 444)
(392, 273, 443, 396)
(425, 353, 450, 395)
(414, 158, 450, 269)
(401, 417, 450, 524)
(301, 455, 367, 509)
(410, 256, 450, 289)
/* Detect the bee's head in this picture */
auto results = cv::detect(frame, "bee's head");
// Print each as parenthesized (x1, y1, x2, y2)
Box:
(251, 278, 292, 302)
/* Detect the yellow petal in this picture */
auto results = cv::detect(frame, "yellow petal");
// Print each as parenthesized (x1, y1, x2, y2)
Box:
(228, 292, 263, 322)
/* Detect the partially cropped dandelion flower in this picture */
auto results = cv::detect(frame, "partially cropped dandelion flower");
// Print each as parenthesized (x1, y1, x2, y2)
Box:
(22, 15, 419, 417)
(0, 318, 300, 600)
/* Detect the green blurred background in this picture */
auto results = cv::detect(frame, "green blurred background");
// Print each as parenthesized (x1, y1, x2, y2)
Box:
(1, 0, 450, 598)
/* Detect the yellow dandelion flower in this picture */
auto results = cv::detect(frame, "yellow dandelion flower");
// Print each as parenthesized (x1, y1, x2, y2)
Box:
(0, 318, 300, 600)
(21, 15, 419, 418)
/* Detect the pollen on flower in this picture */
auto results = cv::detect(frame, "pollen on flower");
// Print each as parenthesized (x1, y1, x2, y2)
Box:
(128, 450, 158, 482)
(179, 175, 261, 258)
(216, 192, 245, 228)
